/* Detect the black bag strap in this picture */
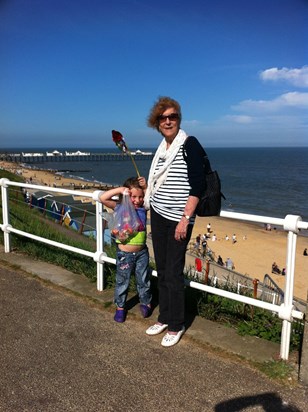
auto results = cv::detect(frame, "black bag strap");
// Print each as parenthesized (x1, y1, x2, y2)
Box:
(183, 136, 212, 174)
(203, 154, 212, 174)
(183, 137, 226, 201)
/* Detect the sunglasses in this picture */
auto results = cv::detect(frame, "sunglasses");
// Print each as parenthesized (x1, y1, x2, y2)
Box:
(158, 113, 179, 122)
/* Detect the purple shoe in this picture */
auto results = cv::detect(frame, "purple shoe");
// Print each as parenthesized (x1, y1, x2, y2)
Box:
(140, 304, 151, 318)
(114, 308, 126, 323)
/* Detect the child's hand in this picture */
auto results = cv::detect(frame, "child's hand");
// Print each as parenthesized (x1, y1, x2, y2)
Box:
(122, 187, 130, 196)
(138, 176, 147, 190)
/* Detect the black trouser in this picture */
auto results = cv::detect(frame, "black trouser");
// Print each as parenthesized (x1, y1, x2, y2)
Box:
(150, 208, 193, 332)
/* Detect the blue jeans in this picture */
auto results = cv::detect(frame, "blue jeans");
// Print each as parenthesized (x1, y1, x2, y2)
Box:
(114, 246, 151, 308)
(150, 208, 193, 332)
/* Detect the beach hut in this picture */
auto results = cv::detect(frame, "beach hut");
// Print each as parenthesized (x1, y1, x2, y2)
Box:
(62, 203, 96, 233)
(29, 191, 54, 213)
(45, 195, 86, 222)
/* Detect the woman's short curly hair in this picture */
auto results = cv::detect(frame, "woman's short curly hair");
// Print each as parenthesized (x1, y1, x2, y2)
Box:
(147, 96, 182, 131)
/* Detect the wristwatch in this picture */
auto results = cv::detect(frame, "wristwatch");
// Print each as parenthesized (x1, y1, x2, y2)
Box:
(182, 214, 190, 221)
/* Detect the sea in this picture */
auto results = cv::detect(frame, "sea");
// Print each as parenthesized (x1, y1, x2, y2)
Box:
(2, 146, 308, 223)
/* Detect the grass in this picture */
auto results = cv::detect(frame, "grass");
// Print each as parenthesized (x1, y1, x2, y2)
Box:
(184, 280, 304, 352)
(259, 360, 297, 383)
(0, 169, 112, 282)
(0, 168, 154, 289)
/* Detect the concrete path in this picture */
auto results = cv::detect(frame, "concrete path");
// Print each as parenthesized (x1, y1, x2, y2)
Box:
(0, 249, 307, 411)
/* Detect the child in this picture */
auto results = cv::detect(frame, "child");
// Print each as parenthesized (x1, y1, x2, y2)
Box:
(98, 176, 151, 323)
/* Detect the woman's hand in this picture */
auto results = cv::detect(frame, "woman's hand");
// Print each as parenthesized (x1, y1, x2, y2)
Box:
(175, 217, 189, 241)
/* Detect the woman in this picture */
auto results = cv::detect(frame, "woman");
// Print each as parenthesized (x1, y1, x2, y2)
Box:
(144, 96, 206, 347)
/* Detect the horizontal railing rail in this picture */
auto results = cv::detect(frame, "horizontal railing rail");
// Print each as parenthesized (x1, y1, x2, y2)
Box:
(0, 177, 307, 360)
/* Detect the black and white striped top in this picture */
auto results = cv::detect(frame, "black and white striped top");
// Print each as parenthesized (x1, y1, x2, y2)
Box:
(150, 146, 190, 222)
(150, 136, 206, 223)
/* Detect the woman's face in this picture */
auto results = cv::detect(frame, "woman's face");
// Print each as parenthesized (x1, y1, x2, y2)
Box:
(158, 107, 180, 141)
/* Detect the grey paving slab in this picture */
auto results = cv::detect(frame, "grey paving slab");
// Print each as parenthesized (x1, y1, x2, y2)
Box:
(0, 246, 281, 363)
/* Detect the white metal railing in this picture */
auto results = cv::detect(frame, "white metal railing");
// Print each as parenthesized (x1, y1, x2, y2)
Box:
(0, 177, 307, 361)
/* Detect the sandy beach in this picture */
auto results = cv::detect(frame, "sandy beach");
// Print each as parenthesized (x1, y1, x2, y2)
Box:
(192, 216, 308, 301)
(1, 160, 308, 301)
(0, 161, 113, 190)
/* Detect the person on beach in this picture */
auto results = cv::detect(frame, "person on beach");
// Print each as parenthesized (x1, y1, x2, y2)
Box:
(144, 96, 206, 347)
(201, 237, 207, 257)
(217, 255, 224, 266)
(97, 176, 152, 323)
(194, 234, 201, 253)
(226, 257, 234, 270)
(271, 262, 281, 275)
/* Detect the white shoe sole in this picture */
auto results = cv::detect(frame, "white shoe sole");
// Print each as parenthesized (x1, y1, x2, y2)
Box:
(146, 323, 168, 336)
(161, 327, 185, 347)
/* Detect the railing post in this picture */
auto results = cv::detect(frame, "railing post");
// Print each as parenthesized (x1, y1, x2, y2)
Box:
(0, 178, 11, 253)
(95, 199, 104, 291)
(79, 210, 87, 234)
(253, 279, 259, 299)
(205, 259, 210, 284)
(280, 215, 302, 360)
(299, 291, 308, 385)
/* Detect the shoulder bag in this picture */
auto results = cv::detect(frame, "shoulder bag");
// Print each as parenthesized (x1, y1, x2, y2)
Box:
(183, 138, 225, 217)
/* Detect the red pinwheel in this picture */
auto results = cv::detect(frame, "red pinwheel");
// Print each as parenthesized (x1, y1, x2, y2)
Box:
(111, 130, 140, 177)
(112, 130, 128, 153)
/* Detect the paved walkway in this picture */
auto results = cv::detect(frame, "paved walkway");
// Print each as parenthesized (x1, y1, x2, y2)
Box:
(0, 247, 307, 411)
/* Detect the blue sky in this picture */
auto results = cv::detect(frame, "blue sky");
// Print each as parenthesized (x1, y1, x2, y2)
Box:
(0, 0, 307, 148)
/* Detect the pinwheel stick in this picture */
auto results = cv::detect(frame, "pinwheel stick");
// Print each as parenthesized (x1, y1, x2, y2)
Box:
(128, 152, 140, 177)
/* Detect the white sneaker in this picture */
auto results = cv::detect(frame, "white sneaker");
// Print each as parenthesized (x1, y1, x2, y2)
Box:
(146, 323, 168, 336)
(161, 327, 185, 347)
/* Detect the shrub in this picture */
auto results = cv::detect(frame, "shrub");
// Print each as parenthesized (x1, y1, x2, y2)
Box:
(184, 270, 303, 350)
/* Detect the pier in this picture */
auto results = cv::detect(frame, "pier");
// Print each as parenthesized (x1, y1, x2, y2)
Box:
(0, 152, 153, 163)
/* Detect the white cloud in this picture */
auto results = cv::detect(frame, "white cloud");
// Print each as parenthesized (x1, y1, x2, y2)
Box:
(182, 119, 202, 127)
(232, 92, 308, 113)
(260, 66, 308, 88)
(225, 115, 253, 124)
(200, 66, 308, 146)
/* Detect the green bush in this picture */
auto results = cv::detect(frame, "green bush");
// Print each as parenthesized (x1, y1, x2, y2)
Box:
(184, 271, 303, 350)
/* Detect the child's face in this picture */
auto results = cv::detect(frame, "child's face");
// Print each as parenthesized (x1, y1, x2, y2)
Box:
(130, 188, 144, 208)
